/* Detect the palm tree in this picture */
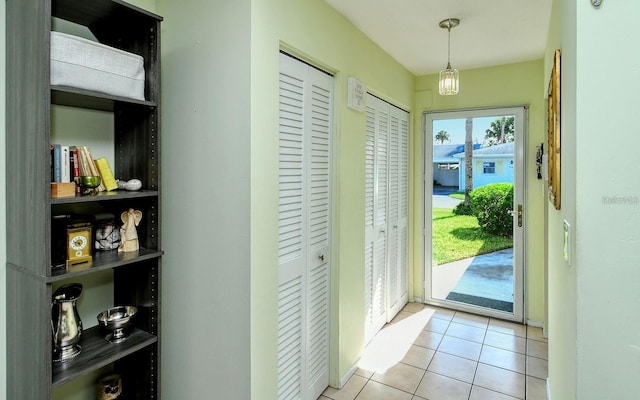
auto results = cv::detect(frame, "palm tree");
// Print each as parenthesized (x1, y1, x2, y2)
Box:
(484, 116, 514, 146)
(464, 118, 473, 206)
(435, 130, 450, 144)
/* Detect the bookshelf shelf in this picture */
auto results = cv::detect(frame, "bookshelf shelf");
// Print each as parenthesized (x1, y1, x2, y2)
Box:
(47, 248, 164, 283)
(51, 189, 159, 204)
(52, 326, 157, 388)
(52, 86, 157, 112)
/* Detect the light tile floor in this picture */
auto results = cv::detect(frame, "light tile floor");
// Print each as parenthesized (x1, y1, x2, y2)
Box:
(320, 303, 547, 400)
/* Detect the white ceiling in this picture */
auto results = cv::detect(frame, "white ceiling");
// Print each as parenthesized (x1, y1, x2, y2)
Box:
(324, 0, 553, 76)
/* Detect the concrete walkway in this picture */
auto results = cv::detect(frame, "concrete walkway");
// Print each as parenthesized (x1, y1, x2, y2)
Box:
(431, 248, 514, 304)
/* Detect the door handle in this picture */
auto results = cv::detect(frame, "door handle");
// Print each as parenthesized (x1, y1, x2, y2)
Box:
(319, 254, 325, 261)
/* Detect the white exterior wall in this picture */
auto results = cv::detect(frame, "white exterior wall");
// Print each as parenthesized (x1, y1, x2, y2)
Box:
(433, 165, 459, 187)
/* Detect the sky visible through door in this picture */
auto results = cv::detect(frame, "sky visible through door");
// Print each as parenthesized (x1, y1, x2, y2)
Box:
(433, 116, 495, 144)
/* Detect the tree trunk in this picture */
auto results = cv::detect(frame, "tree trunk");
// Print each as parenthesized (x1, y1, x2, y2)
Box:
(499, 117, 506, 143)
(464, 117, 473, 206)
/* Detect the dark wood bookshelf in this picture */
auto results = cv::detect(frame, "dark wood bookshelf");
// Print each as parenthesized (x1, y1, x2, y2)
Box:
(6, 0, 163, 398)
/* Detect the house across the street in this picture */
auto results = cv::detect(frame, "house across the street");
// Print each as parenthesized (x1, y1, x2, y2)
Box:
(454, 142, 515, 190)
(433, 143, 481, 187)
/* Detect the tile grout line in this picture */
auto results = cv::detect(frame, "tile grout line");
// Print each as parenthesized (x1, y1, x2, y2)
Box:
(467, 321, 488, 400)
(524, 324, 531, 399)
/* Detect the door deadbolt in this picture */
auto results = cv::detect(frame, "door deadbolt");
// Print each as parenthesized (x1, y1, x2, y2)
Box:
(518, 204, 523, 227)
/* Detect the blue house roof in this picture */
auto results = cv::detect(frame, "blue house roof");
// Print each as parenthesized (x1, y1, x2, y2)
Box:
(452, 142, 514, 158)
(433, 143, 481, 159)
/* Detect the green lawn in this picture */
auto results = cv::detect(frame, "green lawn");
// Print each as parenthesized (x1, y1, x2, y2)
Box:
(449, 192, 465, 200)
(432, 207, 513, 266)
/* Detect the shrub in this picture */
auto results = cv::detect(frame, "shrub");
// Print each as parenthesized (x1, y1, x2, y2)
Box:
(453, 201, 473, 216)
(470, 183, 514, 236)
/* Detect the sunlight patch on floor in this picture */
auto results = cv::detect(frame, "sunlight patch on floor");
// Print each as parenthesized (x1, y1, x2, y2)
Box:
(358, 308, 435, 373)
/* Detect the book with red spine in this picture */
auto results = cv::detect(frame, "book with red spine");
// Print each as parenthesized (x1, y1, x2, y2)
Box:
(70, 146, 80, 179)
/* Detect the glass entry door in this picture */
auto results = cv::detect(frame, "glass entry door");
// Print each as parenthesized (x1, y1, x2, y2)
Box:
(424, 107, 526, 321)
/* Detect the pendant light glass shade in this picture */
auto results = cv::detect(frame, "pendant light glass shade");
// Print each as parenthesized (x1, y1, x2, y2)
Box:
(439, 63, 459, 95)
(438, 18, 460, 96)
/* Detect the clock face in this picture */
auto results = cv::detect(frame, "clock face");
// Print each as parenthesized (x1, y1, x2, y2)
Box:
(70, 235, 88, 251)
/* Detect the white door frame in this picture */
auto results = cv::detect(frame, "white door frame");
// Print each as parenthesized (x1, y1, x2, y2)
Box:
(423, 106, 527, 322)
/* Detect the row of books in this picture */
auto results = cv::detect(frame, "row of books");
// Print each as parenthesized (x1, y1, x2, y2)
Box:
(50, 144, 118, 192)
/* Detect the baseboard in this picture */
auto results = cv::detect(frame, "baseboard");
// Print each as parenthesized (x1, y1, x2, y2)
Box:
(412, 296, 424, 303)
(527, 319, 545, 329)
(338, 359, 360, 389)
(547, 377, 551, 399)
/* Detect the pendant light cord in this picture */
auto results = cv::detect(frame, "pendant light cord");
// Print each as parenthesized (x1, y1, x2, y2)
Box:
(447, 20, 452, 69)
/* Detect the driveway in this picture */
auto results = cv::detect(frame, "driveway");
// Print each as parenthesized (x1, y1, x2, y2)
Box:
(432, 186, 462, 209)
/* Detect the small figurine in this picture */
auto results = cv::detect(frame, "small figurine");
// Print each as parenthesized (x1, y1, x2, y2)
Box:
(118, 208, 142, 253)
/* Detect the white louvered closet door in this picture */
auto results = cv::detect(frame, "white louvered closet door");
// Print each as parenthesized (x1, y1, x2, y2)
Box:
(364, 95, 388, 344)
(278, 53, 332, 400)
(387, 105, 409, 317)
(364, 94, 409, 343)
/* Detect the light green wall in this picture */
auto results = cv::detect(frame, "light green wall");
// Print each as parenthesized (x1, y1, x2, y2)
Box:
(251, 0, 415, 391)
(546, 0, 640, 399)
(157, 0, 252, 399)
(249, 0, 279, 397)
(574, 1, 640, 392)
(414, 60, 547, 323)
(545, 0, 577, 398)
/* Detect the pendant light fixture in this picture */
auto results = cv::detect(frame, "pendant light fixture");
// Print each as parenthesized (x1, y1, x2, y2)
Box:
(438, 18, 460, 96)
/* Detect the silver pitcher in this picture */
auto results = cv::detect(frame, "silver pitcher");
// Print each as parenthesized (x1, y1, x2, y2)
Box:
(52, 283, 83, 362)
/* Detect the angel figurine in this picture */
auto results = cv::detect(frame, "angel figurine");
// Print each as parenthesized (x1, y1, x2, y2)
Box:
(118, 208, 142, 253)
